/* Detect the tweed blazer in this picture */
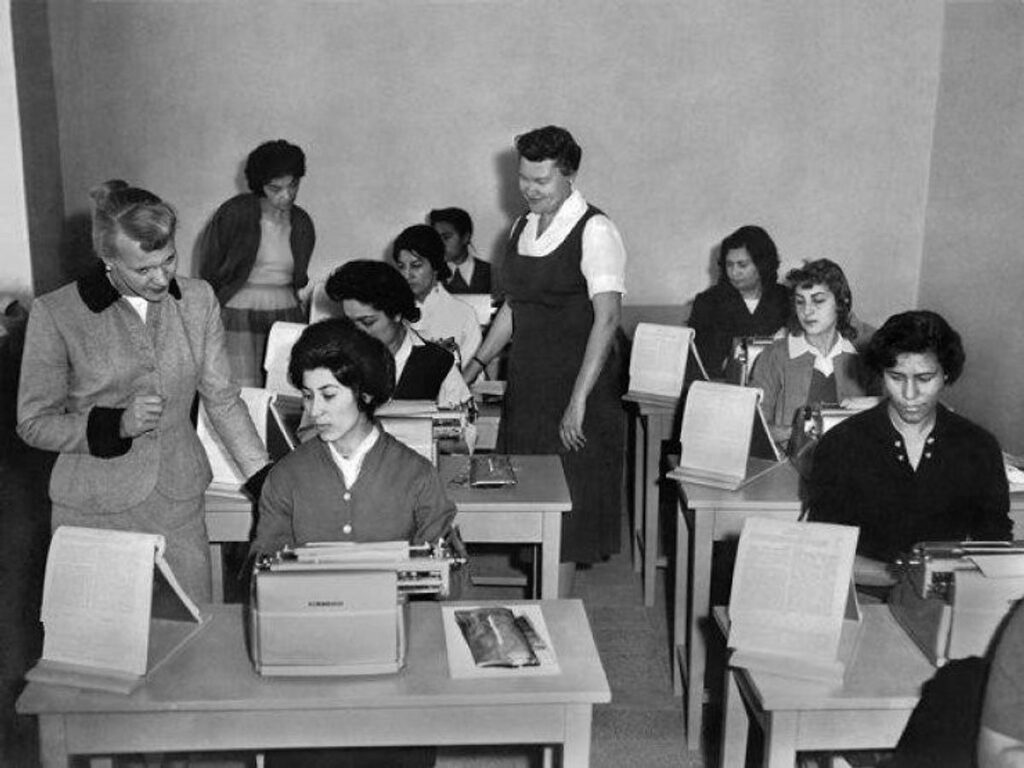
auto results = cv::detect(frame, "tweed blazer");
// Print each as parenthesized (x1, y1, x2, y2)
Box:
(17, 265, 268, 512)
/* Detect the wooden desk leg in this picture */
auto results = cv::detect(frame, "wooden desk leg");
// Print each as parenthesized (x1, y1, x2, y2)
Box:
(685, 508, 713, 751)
(763, 712, 799, 768)
(720, 667, 750, 768)
(632, 412, 647, 574)
(561, 704, 594, 768)
(672, 497, 691, 696)
(642, 413, 662, 607)
(38, 715, 70, 768)
(209, 542, 225, 603)
(541, 511, 563, 599)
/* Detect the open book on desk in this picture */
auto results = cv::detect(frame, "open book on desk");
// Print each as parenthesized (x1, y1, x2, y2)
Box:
(27, 526, 207, 694)
(667, 380, 782, 491)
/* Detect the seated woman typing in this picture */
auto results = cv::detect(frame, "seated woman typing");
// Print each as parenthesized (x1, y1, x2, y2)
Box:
(808, 310, 1011, 587)
(392, 224, 481, 368)
(749, 259, 874, 444)
(252, 317, 455, 558)
(325, 260, 471, 406)
(251, 318, 450, 768)
(689, 225, 790, 378)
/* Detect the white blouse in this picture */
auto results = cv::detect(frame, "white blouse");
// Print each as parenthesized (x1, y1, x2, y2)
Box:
(514, 189, 627, 298)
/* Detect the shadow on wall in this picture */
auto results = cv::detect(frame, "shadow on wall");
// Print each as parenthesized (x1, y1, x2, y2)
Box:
(486, 147, 523, 294)
(57, 210, 95, 282)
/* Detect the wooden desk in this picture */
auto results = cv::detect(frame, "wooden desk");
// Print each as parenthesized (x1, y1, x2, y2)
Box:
(622, 392, 678, 607)
(205, 454, 571, 600)
(18, 600, 610, 768)
(673, 461, 1024, 751)
(717, 605, 935, 768)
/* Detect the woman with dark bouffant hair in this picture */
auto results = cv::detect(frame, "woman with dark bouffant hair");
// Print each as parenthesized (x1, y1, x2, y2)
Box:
(17, 180, 269, 603)
(198, 139, 315, 386)
(809, 310, 1010, 588)
(252, 317, 453, 768)
(749, 258, 874, 442)
(689, 224, 791, 376)
(325, 259, 471, 406)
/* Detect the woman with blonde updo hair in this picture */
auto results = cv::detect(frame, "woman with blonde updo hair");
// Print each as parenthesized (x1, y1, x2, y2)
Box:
(17, 180, 270, 603)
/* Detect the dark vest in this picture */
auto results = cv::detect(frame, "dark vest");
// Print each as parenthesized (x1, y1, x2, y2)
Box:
(394, 343, 455, 400)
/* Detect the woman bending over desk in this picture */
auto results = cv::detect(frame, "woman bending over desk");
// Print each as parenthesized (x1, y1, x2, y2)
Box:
(749, 259, 874, 444)
(326, 259, 471, 406)
(252, 317, 456, 559)
(808, 310, 1010, 587)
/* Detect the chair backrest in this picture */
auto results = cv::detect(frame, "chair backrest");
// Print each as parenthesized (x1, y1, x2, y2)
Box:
(264, 321, 306, 396)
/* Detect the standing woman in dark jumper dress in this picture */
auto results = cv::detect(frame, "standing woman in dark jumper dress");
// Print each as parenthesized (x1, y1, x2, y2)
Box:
(462, 126, 627, 596)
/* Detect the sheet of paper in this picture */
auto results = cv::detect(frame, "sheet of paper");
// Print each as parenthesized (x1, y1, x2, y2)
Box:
(971, 554, 1024, 579)
(628, 323, 693, 398)
(40, 527, 162, 675)
(379, 416, 435, 464)
(198, 387, 274, 488)
(263, 321, 306, 395)
(679, 381, 762, 480)
(728, 517, 858, 662)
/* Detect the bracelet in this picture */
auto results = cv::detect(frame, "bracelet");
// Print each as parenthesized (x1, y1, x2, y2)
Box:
(472, 356, 489, 368)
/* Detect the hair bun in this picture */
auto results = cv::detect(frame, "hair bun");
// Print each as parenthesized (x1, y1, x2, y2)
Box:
(88, 179, 131, 211)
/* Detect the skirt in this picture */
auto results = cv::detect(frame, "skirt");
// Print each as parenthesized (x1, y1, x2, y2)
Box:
(222, 290, 305, 388)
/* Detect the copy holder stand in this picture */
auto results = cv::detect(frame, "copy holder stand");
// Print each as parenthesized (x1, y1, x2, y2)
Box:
(27, 526, 207, 694)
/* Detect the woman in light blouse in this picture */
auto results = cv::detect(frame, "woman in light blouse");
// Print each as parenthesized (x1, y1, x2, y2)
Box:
(462, 125, 627, 595)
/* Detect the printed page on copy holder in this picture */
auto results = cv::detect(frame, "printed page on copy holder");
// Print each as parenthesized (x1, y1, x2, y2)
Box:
(626, 323, 693, 401)
(199, 386, 275, 492)
(728, 518, 860, 683)
(668, 381, 780, 490)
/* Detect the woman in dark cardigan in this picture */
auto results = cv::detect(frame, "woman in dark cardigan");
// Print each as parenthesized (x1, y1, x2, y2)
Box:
(808, 310, 1010, 588)
(689, 224, 790, 378)
(198, 140, 315, 386)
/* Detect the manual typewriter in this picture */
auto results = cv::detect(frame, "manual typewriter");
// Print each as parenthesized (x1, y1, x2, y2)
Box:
(249, 539, 465, 677)
(889, 540, 1024, 666)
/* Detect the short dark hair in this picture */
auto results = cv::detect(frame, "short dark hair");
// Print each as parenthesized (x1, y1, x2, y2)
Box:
(717, 225, 780, 288)
(785, 259, 856, 340)
(515, 125, 582, 176)
(287, 317, 395, 417)
(325, 260, 420, 323)
(244, 140, 306, 195)
(89, 180, 176, 260)
(428, 207, 473, 239)
(393, 224, 451, 282)
(864, 310, 965, 384)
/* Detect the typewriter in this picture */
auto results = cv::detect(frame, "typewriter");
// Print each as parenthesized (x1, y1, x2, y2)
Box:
(249, 539, 465, 677)
(889, 541, 1024, 666)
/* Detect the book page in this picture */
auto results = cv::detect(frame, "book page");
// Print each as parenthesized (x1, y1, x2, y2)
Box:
(264, 321, 306, 396)
(198, 387, 274, 489)
(40, 527, 161, 676)
(728, 518, 858, 662)
(679, 381, 761, 479)
(628, 323, 692, 399)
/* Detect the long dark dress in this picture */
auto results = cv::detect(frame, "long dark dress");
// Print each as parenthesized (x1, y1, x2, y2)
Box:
(497, 206, 624, 563)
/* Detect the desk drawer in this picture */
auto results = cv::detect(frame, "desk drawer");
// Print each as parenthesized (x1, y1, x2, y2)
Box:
(456, 511, 543, 543)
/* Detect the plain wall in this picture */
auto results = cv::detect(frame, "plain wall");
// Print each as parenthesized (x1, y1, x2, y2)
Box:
(919, 0, 1024, 452)
(0, 4, 32, 299)
(44, 0, 944, 326)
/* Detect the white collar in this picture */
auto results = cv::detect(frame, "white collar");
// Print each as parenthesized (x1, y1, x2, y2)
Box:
(787, 333, 856, 376)
(519, 189, 589, 256)
(327, 426, 380, 486)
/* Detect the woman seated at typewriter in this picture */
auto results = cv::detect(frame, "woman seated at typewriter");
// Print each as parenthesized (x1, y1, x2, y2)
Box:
(252, 317, 456, 559)
(748, 259, 875, 444)
(808, 310, 1011, 588)
(325, 259, 471, 407)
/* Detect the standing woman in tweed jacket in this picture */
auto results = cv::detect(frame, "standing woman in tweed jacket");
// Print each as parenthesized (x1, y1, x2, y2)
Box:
(17, 181, 270, 602)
